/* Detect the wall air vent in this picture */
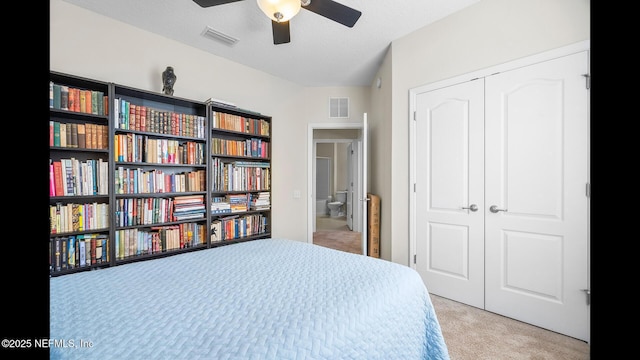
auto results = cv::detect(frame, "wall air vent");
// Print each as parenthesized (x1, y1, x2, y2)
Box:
(201, 26, 239, 46)
(329, 97, 349, 118)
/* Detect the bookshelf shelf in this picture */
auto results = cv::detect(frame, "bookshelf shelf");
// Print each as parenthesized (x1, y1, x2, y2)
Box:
(51, 228, 110, 236)
(209, 127, 270, 139)
(50, 108, 108, 120)
(114, 162, 207, 167)
(114, 243, 207, 266)
(50, 194, 109, 201)
(50, 147, 110, 154)
(115, 191, 207, 198)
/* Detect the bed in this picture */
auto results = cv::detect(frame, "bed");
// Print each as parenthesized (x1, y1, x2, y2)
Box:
(50, 238, 450, 359)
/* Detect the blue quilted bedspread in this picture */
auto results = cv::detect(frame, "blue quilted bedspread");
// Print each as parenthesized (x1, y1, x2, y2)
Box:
(50, 238, 449, 359)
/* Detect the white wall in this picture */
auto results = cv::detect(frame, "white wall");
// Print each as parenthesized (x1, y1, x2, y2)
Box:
(316, 143, 334, 198)
(368, 50, 393, 260)
(294, 87, 370, 239)
(387, 0, 590, 265)
(335, 143, 349, 193)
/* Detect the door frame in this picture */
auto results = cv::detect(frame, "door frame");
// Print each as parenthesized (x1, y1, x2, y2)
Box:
(409, 40, 590, 269)
(308, 122, 365, 254)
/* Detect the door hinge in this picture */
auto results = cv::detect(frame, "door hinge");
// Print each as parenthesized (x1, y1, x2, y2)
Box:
(413, 111, 417, 121)
(413, 183, 416, 192)
(414, 254, 417, 264)
(586, 183, 591, 198)
(582, 74, 590, 89)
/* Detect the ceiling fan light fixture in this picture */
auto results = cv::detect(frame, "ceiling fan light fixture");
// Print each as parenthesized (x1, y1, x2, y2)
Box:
(257, 0, 301, 22)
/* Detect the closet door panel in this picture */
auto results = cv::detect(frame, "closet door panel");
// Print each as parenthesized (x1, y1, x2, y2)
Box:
(484, 51, 590, 342)
(414, 79, 485, 309)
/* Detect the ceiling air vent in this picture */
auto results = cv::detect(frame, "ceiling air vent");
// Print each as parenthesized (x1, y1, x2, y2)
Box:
(201, 26, 239, 46)
(329, 97, 349, 118)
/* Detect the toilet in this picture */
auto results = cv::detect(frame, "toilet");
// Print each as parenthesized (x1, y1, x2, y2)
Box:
(327, 191, 347, 217)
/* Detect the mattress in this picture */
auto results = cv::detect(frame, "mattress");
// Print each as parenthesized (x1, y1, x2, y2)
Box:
(50, 238, 449, 359)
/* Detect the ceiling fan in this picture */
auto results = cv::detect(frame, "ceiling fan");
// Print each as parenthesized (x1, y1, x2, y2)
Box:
(193, 0, 362, 45)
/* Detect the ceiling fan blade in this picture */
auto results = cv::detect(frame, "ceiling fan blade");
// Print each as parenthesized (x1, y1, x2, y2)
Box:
(272, 21, 291, 45)
(193, 0, 244, 8)
(303, 0, 362, 27)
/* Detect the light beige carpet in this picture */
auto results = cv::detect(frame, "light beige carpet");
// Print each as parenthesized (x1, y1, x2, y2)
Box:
(430, 294, 590, 359)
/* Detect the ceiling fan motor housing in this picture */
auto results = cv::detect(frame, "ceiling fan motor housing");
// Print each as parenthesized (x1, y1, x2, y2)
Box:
(257, 0, 301, 22)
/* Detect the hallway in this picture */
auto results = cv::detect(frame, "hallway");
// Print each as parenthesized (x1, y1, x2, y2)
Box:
(313, 215, 362, 255)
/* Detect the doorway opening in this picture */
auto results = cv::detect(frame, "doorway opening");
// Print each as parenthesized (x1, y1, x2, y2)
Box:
(307, 122, 367, 255)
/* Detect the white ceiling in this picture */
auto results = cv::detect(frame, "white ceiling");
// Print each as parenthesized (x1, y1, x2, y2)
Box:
(61, 0, 480, 87)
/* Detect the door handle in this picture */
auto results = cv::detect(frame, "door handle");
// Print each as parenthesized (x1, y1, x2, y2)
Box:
(581, 289, 590, 305)
(462, 204, 478, 212)
(489, 205, 507, 213)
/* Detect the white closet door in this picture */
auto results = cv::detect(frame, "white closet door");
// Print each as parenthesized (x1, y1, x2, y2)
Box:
(414, 79, 485, 308)
(484, 51, 590, 342)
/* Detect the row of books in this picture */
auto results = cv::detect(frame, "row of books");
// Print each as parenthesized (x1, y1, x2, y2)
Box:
(50, 234, 109, 272)
(114, 167, 206, 194)
(50, 158, 109, 197)
(114, 134, 206, 165)
(211, 137, 270, 158)
(173, 195, 206, 221)
(50, 121, 108, 150)
(114, 98, 206, 139)
(50, 202, 110, 235)
(114, 195, 206, 227)
(211, 158, 271, 192)
(115, 197, 174, 227)
(114, 223, 206, 260)
(211, 111, 270, 136)
(50, 82, 109, 116)
(210, 213, 268, 242)
(210, 192, 271, 214)
(250, 191, 271, 210)
(211, 193, 250, 213)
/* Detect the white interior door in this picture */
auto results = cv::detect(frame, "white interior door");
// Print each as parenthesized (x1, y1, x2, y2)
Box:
(346, 142, 354, 230)
(484, 51, 590, 342)
(360, 114, 368, 255)
(413, 79, 485, 309)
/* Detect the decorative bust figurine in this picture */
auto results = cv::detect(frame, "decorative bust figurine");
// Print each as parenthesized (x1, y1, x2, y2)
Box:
(162, 66, 177, 95)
